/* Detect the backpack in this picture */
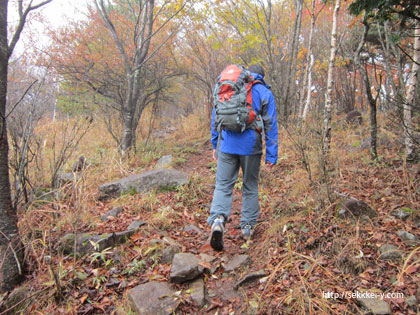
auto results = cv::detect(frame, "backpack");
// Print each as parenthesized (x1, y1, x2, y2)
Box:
(213, 64, 262, 134)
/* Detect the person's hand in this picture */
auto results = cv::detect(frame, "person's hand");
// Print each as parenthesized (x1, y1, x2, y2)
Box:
(212, 149, 218, 161)
(266, 161, 275, 168)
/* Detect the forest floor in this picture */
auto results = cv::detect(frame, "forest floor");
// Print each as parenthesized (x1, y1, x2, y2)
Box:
(1, 118, 420, 314)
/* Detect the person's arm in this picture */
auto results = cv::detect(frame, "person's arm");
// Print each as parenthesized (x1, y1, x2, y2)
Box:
(262, 93, 278, 165)
(211, 107, 218, 160)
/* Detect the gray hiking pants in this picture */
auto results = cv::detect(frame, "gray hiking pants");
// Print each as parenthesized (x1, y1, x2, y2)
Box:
(207, 152, 262, 228)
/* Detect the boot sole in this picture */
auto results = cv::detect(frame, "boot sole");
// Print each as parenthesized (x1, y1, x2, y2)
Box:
(210, 229, 224, 251)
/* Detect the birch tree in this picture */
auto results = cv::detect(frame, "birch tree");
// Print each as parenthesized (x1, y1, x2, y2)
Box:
(322, 0, 341, 153)
(282, 0, 303, 120)
(404, 21, 419, 161)
(300, 0, 325, 120)
(0, 0, 52, 293)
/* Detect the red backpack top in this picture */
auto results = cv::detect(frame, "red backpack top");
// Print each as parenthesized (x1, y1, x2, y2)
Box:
(213, 64, 262, 134)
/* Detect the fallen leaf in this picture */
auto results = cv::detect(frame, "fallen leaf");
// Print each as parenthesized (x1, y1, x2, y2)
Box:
(130, 232, 142, 242)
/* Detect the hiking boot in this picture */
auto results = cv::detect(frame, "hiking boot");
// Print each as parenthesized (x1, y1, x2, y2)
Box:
(241, 224, 254, 240)
(210, 215, 225, 251)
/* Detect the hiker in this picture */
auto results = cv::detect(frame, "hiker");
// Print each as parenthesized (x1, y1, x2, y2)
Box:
(208, 64, 278, 251)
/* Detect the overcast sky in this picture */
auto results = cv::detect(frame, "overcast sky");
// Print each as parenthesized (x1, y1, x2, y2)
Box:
(40, 0, 89, 28)
(9, 0, 90, 56)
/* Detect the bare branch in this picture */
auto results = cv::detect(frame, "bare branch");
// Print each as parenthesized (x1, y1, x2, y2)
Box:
(8, 0, 53, 57)
(5, 80, 37, 119)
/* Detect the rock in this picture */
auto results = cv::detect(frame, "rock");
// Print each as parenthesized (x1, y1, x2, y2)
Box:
(155, 155, 173, 168)
(127, 220, 147, 230)
(392, 208, 411, 220)
(170, 253, 203, 283)
(162, 245, 182, 264)
(72, 155, 87, 172)
(397, 231, 418, 242)
(32, 187, 55, 203)
(98, 168, 189, 200)
(406, 295, 417, 307)
(223, 255, 251, 272)
(101, 206, 123, 221)
(356, 295, 391, 315)
(189, 278, 206, 307)
(338, 198, 377, 219)
(55, 172, 80, 188)
(127, 281, 179, 315)
(199, 253, 216, 263)
(1, 286, 30, 313)
(162, 237, 182, 248)
(345, 110, 362, 125)
(60, 229, 136, 256)
(234, 270, 269, 290)
(183, 224, 202, 234)
(379, 244, 404, 261)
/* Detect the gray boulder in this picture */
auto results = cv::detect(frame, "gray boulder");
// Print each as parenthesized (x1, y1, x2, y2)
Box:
(60, 229, 137, 256)
(170, 253, 203, 283)
(338, 198, 376, 219)
(98, 168, 189, 200)
(379, 244, 404, 261)
(128, 281, 179, 315)
(356, 295, 391, 315)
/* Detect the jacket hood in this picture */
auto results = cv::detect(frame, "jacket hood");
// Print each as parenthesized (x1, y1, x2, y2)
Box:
(251, 73, 271, 89)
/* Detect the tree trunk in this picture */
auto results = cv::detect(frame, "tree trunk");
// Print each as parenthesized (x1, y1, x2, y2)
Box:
(301, 0, 318, 120)
(282, 0, 303, 121)
(0, 0, 24, 292)
(355, 16, 378, 160)
(404, 20, 420, 161)
(322, 0, 341, 153)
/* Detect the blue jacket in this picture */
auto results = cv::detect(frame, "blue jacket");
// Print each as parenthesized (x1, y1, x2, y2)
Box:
(211, 73, 278, 164)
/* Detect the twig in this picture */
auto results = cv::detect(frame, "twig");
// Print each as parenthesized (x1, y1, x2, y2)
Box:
(0, 230, 22, 275)
(0, 287, 49, 315)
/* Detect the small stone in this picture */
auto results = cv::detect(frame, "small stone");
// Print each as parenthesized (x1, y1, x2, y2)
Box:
(338, 198, 376, 219)
(149, 239, 163, 246)
(128, 281, 179, 315)
(356, 295, 391, 314)
(234, 270, 269, 290)
(162, 237, 182, 248)
(379, 244, 404, 261)
(101, 207, 123, 221)
(189, 277, 206, 307)
(397, 231, 418, 242)
(406, 295, 417, 307)
(127, 220, 146, 230)
(223, 255, 251, 272)
(392, 208, 411, 220)
(199, 253, 216, 263)
(183, 224, 202, 234)
(155, 155, 173, 168)
(170, 253, 203, 284)
(162, 245, 181, 264)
